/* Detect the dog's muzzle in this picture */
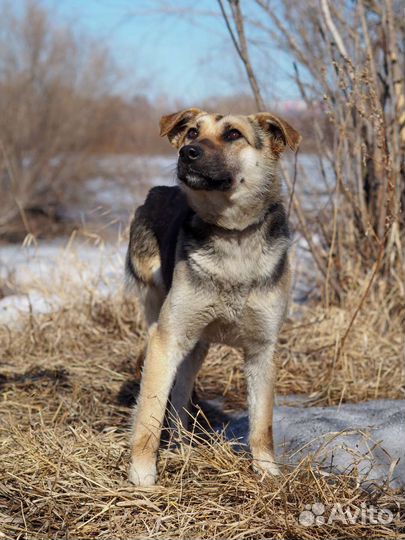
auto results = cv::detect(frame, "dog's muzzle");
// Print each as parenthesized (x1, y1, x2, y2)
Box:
(177, 144, 233, 191)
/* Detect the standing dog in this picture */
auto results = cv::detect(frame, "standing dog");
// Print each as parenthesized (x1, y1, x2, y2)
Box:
(126, 108, 301, 486)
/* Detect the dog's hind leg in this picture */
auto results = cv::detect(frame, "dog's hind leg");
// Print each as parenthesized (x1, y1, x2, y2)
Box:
(245, 344, 280, 477)
(169, 340, 209, 431)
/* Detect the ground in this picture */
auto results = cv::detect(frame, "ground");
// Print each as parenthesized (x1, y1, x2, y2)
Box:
(0, 239, 403, 539)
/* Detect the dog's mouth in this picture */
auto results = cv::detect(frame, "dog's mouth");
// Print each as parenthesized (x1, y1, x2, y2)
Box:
(177, 167, 233, 192)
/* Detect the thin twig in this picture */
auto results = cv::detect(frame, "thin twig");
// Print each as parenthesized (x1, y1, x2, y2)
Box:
(287, 148, 299, 218)
(217, 0, 266, 111)
(320, 0, 350, 60)
(335, 240, 385, 360)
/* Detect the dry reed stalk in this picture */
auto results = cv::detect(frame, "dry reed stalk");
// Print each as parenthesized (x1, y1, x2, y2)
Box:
(230, 0, 405, 303)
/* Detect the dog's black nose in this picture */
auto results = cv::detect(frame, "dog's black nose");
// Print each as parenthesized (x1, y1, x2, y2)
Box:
(179, 145, 203, 163)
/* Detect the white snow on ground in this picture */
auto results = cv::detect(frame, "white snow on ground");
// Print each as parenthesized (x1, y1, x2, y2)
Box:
(204, 398, 405, 488)
(64, 155, 176, 225)
(0, 291, 61, 324)
(0, 239, 126, 326)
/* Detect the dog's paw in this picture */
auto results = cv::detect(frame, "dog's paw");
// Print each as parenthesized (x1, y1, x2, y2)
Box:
(252, 455, 281, 478)
(128, 459, 157, 487)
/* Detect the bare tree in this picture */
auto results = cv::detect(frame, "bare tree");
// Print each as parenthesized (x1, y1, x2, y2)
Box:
(0, 0, 116, 234)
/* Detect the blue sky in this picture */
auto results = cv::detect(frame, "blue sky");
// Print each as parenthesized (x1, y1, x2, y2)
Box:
(38, 0, 299, 104)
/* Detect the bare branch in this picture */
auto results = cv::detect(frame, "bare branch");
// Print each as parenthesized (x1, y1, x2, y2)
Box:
(217, 0, 266, 111)
(319, 0, 350, 61)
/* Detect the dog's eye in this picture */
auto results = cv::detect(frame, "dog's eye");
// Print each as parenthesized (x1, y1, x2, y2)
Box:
(187, 128, 199, 140)
(224, 129, 242, 141)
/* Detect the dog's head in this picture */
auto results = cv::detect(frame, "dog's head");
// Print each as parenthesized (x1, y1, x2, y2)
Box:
(160, 108, 301, 228)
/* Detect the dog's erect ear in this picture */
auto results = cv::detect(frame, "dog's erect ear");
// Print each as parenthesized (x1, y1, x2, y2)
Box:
(159, 108, 205, 147)
(251, 112, 301, 153)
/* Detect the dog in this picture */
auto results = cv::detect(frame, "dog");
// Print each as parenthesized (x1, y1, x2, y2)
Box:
(125, 108, 301, 486)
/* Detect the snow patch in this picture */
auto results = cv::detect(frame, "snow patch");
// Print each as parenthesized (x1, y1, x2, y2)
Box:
(203, 398, 405, 488)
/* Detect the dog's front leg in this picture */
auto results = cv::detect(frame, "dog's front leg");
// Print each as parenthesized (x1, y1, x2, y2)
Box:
(245, 344, 280, 477)
(129, 321, 195, 486)
(169, 340, 209, 430)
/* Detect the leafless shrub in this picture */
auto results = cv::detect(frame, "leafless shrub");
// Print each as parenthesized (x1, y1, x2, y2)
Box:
(220, 0, 405, 307)
(0, 0, 116, 234)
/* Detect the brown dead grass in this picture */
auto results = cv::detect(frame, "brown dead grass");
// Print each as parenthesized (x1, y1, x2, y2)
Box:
(199, 286, 404, 409)
(0, 291, 403, 539)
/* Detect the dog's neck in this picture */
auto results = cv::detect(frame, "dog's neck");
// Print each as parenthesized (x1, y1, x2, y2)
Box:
(202, 202, 282, 236)
(182, 181, 283, 232)
(187, 199, 288, 250)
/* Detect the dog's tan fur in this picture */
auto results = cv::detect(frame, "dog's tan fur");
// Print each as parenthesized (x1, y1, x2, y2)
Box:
(126, 108, 301, 486)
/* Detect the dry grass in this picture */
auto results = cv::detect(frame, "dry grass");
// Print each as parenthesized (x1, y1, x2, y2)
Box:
(0, 287, 403, 538)
(200, 285, 404, 409)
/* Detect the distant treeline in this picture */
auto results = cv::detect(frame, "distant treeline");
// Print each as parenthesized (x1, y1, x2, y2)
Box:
(87, 94, 327, 155)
